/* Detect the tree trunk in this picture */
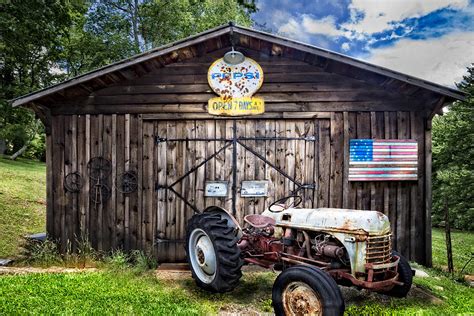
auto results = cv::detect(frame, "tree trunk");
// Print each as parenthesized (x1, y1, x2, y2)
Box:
(0, 139, 6, 156)
(9, 142, 29, 160)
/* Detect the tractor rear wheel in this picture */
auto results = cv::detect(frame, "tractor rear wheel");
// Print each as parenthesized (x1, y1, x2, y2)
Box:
(272, 265, 345, 316)
(185, 211, 243, 293)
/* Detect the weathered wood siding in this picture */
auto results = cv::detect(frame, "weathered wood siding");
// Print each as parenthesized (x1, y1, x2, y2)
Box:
(48, 112, 430, 264)
(45, 50, 432, 265)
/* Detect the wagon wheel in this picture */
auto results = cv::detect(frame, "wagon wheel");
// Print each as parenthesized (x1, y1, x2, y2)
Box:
(90, 183, 111, 204)
(64, 172, 83, 193)
(116, 171, 138, 194)
(87, 157, 111, 180)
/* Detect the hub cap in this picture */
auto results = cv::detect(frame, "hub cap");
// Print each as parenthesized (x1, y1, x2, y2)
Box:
(283, 281, 322, 316)
(188, 228, 217, 284)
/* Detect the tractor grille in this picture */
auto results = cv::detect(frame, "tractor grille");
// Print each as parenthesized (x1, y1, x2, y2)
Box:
(366, 233, 392, 264)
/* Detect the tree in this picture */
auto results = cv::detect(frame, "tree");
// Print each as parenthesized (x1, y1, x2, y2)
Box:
(1, 0, 255, 160)
(432, 65, 474, 230)
(0, 0, 84, 159)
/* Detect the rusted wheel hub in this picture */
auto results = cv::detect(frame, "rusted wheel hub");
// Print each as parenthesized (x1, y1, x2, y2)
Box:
(283, 281, 322, 316)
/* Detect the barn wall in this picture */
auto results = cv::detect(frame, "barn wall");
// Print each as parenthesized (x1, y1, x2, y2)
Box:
(47, 111, 429, 264)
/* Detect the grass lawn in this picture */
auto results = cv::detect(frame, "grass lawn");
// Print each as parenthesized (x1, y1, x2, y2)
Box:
(0, 158, 46, 258)
(0, 158, 473, 314)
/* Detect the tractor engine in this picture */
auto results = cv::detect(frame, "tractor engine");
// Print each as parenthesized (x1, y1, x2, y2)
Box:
(237, 214, 349, 270)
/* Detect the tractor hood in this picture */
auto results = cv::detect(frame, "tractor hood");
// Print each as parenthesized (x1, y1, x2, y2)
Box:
(262, 208, 391, 235)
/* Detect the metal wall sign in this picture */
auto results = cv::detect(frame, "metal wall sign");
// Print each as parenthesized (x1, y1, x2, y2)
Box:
(207, 57, 264, 116)
(205, 181, 228, 197)
(241, 180, 268, 197)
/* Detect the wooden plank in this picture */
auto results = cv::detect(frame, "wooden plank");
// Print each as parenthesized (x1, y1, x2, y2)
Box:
(110, 115, 117, 249)
(254, 120, 266, 213)
(52, 101, 424, 115)
(63, 115, 72, 252)
(330, 112, 344, 208)
(142, 112, 332, 120)
(93, 82, 370, 96)
(303, 120, 315, 208)
(45, 133, 54, 237)
(166, 121, 178, 261)
(318, 120, 330, 207)
(51, 116, 64, 244)
(156, 120, 168, 260)
(285, 121, 296, 198)
(274, 120, 286, 203)
(195, 120, 206, 212)
(264, 120, 276, 210)
(244, 120, 256, 215)
(397, 111, 410, 259)
(177, 121, 188, 243)
(204, 120, 216, 208)
(425, 119, 432, 266)
(411, 112, 425, 263)
(124, 114, 131, 251)
(70, 115, 78, 251)
(224, 120, 234, 212)
(235, 120, 245, 224)
(136, 115, 144, 250)
(356, 112, 371, 210)
(128, 114, 139, 250)
(115, 115, 125, 249)
(214, 120, 226, 209)
(294, 121, 306, 205)
(142, 121, 155, 251)
(71, 90, 407, 106)
(370, 112, 385, 212)
(102, 114, 113, 251)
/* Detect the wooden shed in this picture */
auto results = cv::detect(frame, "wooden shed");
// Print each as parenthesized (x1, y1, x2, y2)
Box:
(13, 24, 465, 266)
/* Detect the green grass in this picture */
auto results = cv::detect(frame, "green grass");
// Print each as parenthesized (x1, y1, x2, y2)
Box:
(432, 227, 474, 275)
(0, 271, 214, 315)
(0, 158, 46, 258)
(0, 157, 473, 314)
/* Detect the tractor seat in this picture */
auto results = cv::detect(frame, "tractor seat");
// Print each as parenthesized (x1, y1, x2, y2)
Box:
(244, 214, 276, 228)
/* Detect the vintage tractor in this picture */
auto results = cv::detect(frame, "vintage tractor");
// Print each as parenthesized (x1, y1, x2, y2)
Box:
(185, 195, 413, 315)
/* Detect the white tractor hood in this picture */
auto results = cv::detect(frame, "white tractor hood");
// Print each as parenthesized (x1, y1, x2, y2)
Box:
(262, 208, 391, 235)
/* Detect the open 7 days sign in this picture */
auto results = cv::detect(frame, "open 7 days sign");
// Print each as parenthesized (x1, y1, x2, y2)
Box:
(207, 57, 264, 116)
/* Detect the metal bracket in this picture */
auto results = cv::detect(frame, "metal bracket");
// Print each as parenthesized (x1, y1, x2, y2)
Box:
(155, 136, 167, 143)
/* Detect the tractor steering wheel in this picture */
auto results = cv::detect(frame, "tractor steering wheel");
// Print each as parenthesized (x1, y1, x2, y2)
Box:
(268, 195, 303, 213)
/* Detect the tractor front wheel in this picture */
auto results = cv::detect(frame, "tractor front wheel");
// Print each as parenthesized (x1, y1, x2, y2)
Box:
(186, 211, 243, 293)
(272, 265, 345, 316)
(384, 250, 413, 297)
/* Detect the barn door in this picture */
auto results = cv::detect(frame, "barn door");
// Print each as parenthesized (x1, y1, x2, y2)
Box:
(152, 119, 325, 261)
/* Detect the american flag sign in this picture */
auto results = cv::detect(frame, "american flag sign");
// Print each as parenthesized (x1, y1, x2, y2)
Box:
(349, 139, 418, 181)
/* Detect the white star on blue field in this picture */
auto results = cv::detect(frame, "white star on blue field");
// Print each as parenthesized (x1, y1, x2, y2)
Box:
(252, 0, 474, 87)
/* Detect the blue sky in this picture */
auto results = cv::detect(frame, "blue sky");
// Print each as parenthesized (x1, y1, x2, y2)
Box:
(251, 0, 474, 87)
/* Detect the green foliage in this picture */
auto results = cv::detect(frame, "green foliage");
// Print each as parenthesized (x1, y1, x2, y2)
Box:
(20, 239, 62, 267)
(1, 0, 254, 160)
(140, 0, 253, 48)
(432, 65, 474, 230)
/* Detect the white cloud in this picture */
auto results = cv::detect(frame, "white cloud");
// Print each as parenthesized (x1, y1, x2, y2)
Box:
(278, 18, 311, 42)
(366, 31, 474, 86)
(302, 15, 344, 37)
(343, 0, 469, 36)
(341, 42, 350, 51)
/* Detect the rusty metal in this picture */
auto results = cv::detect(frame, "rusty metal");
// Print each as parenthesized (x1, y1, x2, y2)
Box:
(283, 282, 322, 316)
(302, 230, 314, 260)
(330, 269, 399, 291)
